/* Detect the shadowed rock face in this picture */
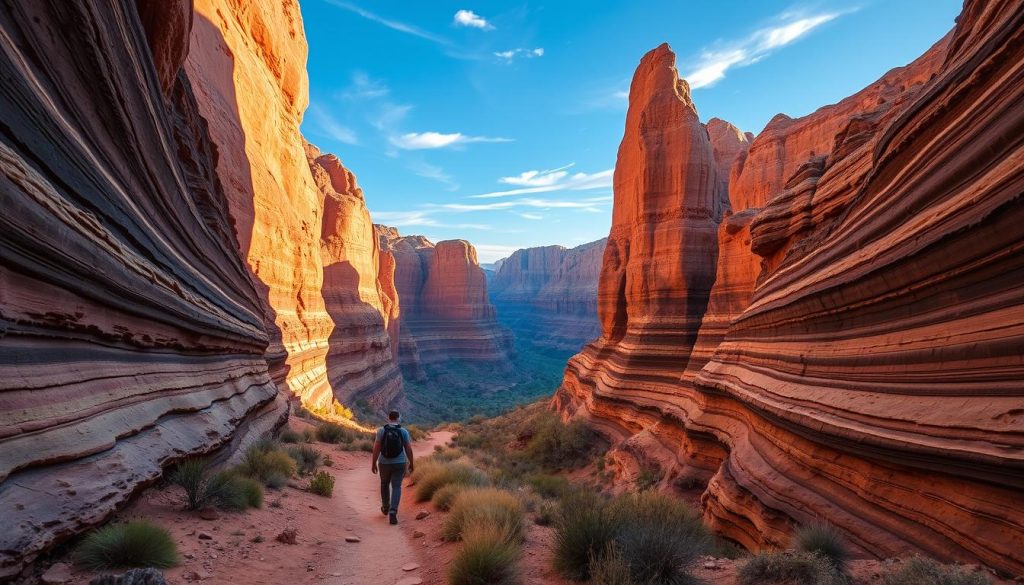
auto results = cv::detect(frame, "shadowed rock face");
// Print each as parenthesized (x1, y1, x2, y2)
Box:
(556, 1, 1024, 575)
(0, 0, 276, 577)
(489, 239, 607, 352)
(377, 227, 514, 370)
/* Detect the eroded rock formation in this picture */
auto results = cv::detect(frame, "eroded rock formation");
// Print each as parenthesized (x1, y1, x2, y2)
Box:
(489, 239, 606, 352)
(556, 1, 1024, 575)
(378, 227, 513, 370)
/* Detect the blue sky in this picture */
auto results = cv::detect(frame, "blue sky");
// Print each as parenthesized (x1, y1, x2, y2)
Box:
(299, 0, 960, 262)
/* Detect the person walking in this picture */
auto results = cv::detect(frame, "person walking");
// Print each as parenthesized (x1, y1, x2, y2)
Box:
(371, 410, 414, 525)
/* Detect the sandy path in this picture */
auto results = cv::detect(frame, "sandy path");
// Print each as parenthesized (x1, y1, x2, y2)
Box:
(323, 431, 453, 585)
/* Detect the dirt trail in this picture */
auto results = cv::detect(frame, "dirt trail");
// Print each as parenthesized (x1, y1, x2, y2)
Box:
(323, 431, 453, 585)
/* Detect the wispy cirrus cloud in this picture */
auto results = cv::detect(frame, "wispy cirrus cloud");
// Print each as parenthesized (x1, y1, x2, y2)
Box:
(471, 167, 612, 199)
(684, 10, 846, 89)
(410, 161, 459, 191)
(307, 103, 358, 145)
(337, 71, 390, 100)
(390, 132, 513, 150)
(454, 9, 494, 30)
(324, 0, 451, 46)
(429, 196, 610, 213)
(494, 47, 544, 61)
(370, 210, 491, 230)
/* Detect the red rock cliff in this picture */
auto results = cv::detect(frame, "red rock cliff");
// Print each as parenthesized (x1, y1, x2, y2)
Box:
(489, 239, 606, 351)
(378, 227, 513, 369)
(557, 1, 1024, 575)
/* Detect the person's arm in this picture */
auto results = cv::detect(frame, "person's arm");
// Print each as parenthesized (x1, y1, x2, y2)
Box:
(371, 431, 381, 474)
(404, 431, 414, 473)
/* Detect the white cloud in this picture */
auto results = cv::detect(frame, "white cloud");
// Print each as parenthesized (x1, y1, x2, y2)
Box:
(499, 163, 575, 187)
(338, 71, 390, 100)
(474, 244, 521, 263)
(325, 0, 450, 46)
(428, 196, 611, 214)
(470, 168, 613, 198)
(307, 103, 358, 145)
(390, 132, 513, 150)
(410, 161, 459, 191)
(493, 47, 545, 61)
(370, 210, 490, 230)
(517, 213, 544, 220)
(454, 9, 494, 30)
(683, 11, 843, 89)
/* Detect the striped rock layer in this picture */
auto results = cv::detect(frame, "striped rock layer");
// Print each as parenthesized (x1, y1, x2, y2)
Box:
(489, 239, 607, 352)
(377, 227, 514, 370)
(556, 1, 1024, 576)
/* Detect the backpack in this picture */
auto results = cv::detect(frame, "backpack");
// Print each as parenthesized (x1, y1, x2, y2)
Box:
(381, 424, 405, 459)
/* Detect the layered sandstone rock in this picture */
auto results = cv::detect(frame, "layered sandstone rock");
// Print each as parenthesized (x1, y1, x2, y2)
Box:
(489, 239, 606, 352)
(185, 0, 335, 410)
(557, 1, 1024, 575)
(378, 227, 513, 369)
(0, 1, 276, 577)
(309, 146, 403, 409)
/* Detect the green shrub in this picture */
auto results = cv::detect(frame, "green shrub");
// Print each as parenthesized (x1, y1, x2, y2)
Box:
(413, 461, 488, 502)
(235, 476, 264, 508)
(526, 474, 570, 498)
(589, 542, 633, 585)
(205, 471, 249, 511)
(74, 520, 179, 570)
(533, 501, 557, 527)
(315, 422, 356, 444)
(235, 446, 297, 485)
(278, 428, 302, 443)
(168, 458, 211, 511)
(309, 471, 335, 497)
(442, 488, 524, 542)
(406, 424, 428, 441)
(794, 521, 849, 571)
(738, 552, 846, 585)
(285, 444, 322, 475)
(448, 520, 521, 585)
(355, 439, 374, 452)
(524, 412, 594, 469)
(635, 467, 662, 491)
(607, 492, 710, 585)
(302, 427, 317, 443)
(265, 473, 289, 490)
(882, 556, 990, 585)
(553, 492, 621, 580)
(431, 483, 468, 511)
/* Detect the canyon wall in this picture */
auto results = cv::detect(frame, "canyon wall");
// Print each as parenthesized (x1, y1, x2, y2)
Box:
(378, 227, 513, 370)
(489, 239, 606, 352)
(0, 1, 277, 577)
(556, 0, 1024, 575)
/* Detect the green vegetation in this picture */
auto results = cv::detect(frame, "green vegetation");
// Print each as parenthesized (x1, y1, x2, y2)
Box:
(738, 552, 847, 585)
(589, 542, 633, 585)
(553, 491, 711, 583)
(882, 556, 991, 585)
(441, 488, 525, 542)
(525, 474, 570, 498)
(406, 424, 428, 441)
(278, 428, 302, 443)
(168, 458, 213, 511)
(285, 444, 322, 475)
(74, 520, 179, 571)
(412, 460, 488, 502)
(168, 459, 263, 511)
(448, 520, 522, 585)
(235, 444, 297, 486)
(309, 471, 335, 497)
(314, 421, 359, 444)
(794, 521, 849, 571)
(431, 483, 469, 511)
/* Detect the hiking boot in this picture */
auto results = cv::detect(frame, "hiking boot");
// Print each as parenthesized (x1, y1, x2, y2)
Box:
(389, 512, 398, 525)
(380, 505, 388, 516)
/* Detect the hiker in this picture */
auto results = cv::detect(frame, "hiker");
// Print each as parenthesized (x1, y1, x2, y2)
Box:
(371, 409, 415, 525)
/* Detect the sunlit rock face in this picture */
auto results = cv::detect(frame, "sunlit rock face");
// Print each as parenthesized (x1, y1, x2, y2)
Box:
(556, 0, 1024, 575)
(489, 239, 606, 352)
(377, 227, 514, 370)
(185, 0, 335, 410)
(308, 145, 403, 410)
(0, 0, 277, 577)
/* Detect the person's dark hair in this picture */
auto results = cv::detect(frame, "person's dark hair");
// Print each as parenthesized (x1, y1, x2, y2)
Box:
(388, 410, 400, 422)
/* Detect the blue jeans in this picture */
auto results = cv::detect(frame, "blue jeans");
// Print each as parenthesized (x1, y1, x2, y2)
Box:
(379, 462, 406, 514)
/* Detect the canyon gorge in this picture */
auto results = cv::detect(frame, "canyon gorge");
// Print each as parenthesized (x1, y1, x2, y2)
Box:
(0, 0, 1021, 581)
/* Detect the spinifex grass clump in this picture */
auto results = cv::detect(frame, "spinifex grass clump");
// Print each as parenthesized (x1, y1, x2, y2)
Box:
(738, 551, 847, 585)
(168, 459, 262, 511)
(235, 443, 297, 486)
(441, 488, 525, 542)
(314, 422, 358, 444)
(74, 520, 179, 570)
(412, 460, 488, 502)
(882, 556, 991, 585)
(448, 520, 521, 585)
(285, 444, 322, 475)
(309, 470, 335, 497)
(794, 521, 849, 572)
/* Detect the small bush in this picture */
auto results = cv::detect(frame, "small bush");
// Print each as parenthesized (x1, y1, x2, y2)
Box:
(553, 492, 620, 580)
(414, 462, 488, 502)
(448, 520, 521, 585)
(406, 424, 428, 441)
(315, 422, 356, 444)
(589, 542, 633, 585)
(205, 471, 249, 511)
(74, 520, 179, 570)
(524, 412, 595, 470)
(285, 444, 322, 475)
(168, 458, 211, 511)
(309, 471, 335, 497)
(526, 474, 570, 498)
(278, 428, 302, 443)
(236, 446, 297, 485)
(265, 473, 288, 490)
(355, 439, 374, 452)
(794, 521, 849, 571)
(432, 483, 468, 511)
(608, 492, 710, 585)
(882, 556, 990, 585)
(442, 488, 524, 542)
(235, 476, 264, 508)
(533, 501, 557, 527)
(302, 427, 317, 443)
(738, 552, 846, 585)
